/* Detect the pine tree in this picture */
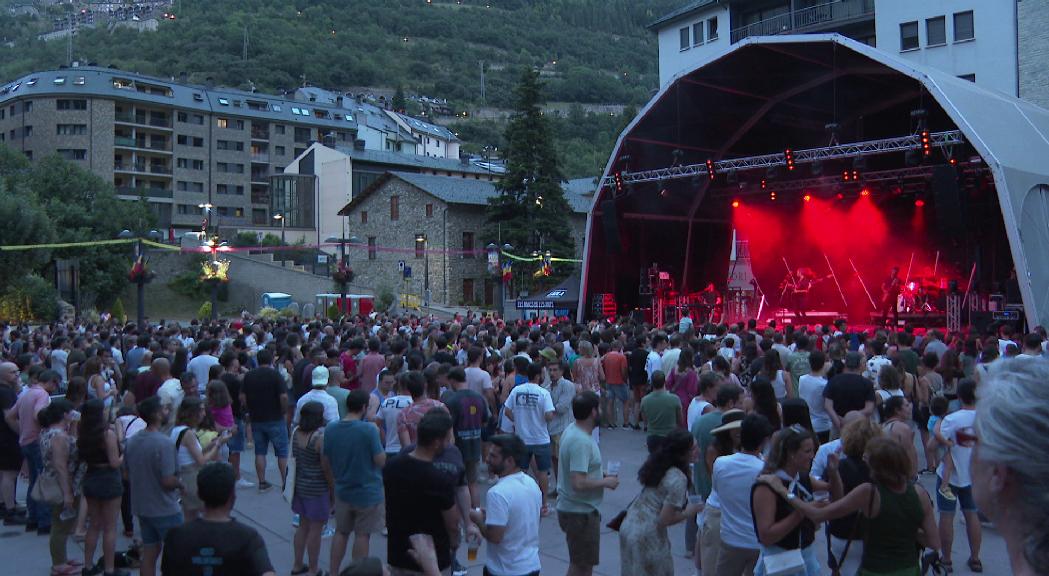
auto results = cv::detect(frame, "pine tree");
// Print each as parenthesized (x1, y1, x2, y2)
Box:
(392, 85, 406, 113)
(486, 68, 575, 278)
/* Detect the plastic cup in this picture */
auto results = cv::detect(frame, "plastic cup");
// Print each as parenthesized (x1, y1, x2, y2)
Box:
(607, 460, 622, 476)
(467, 543, 479, 562)
(813, 490, 830, 503)
(688, 494, 704, 506)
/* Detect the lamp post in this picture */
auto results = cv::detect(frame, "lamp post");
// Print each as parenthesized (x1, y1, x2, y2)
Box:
(416, 233, 430, 307)
(202, 235, 228, 322)
(118, 228, 162, 330)
(486, 242, 513, 319)
(325, 235, 359, 317)
(273, 213, 286, 267)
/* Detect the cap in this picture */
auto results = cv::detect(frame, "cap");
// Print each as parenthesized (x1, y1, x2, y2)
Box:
(538, 348, 558, 363)
(311, 365, 329, 388)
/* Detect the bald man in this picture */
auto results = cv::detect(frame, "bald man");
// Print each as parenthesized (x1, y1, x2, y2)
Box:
(0, 362, 24, 523)
(126, 357, 172, 407)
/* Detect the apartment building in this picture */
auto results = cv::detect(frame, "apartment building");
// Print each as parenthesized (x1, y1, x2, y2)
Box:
(0, 65, 356, 231)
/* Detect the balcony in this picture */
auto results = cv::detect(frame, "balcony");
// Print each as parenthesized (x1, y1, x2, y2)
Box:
(731, 0, 874, 43)
(250, 153, 270, 163)
(116, 186, 173, 199)
(114, 162, 172, 175)
(250, 170, 270, 184)
(113, 136, 172, 153)
(251, 190, 270, 205)
(114, 112, 172, 129)
(251, 128, 270, 140)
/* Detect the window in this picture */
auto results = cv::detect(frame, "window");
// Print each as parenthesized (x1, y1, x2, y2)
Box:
(692, 22, 704, 46)
(679, 27, 690, 50)
(177, 181, 204, 193)
(190, 114, 204, 125)
(56, 99, 86, 110)
(56, 124, 86, 135)
(177, 204, 204, 215)
(462, 232, 475, 258)
(73, 76, 85, 86)
(361, 211, 368, 224)
(22, 101, 32, 113)
(954, 11, 974, 42)
(177, 135, 204, 147)
(294, 127, 312, 142)
(275, 145, 286, 155)
(275, 124, 285, 135)
(26, 78, 37, 87)
(22, 126, 32, 137)
(177, 158, 204, 170)
(707, 17, 718, 41)
(390, 196, 399, 220)
(217, 140, 244, 151)
(900, 21, 919, 51)
(415, 236, 425, 259)
(217, 162, 244, 174)
(177, 111, 188, 122)
(53, 77, 66, 86)
(218, 98, 229, 106)
(425, 204, 433, 218)
(926, 16, 946, 46)
(462, 279, 475, 304)
(217, 118, 228, 129)
(368, 237, 377, 260)
(57, 149, 86, 160)
(959, 73, 976, 82)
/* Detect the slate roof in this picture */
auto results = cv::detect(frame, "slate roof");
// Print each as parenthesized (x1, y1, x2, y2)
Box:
(392, 112, 459, 142)
(648, 0, 719, 29)
(332, 145, 492, 175)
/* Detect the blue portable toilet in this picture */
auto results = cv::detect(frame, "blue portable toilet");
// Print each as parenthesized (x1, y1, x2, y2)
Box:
(262, 292, 292, 310)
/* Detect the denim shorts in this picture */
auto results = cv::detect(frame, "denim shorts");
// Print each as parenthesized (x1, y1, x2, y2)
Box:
(227, 418, 245, 453)
(606, 383, 629, 403)
(138, 512, 183, 546)
(936, 477, 976, 512)
(523, 443, 552, 473)
(251, 419, 289, 458)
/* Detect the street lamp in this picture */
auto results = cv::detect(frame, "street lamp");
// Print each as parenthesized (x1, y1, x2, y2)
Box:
(486, 242, 513, 319)
(325, 235, 359, 317)
(198, 203, 214, 232)
(273, 213, 286, 267)
(416, 233, 430, 306)
(118, 228, 162, 330)
(201, 235, 229, 322)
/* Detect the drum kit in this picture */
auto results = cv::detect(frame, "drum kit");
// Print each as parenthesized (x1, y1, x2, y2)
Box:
(898, 277, 942, 313)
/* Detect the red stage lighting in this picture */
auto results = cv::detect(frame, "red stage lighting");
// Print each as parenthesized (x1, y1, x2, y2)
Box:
(613, 171, 624, 194)
(761, 179, 768, 190)
(731, 200, 740, 208)
(785, 148, 795, 171)
(706, 159, 716, 180)
(921, 130, 931, 157)
(860, 188, 871, 197)
(836, 192, 845, 200)
(803, 194, 812, 202)
(770, 191, 777, 201)
(915, 198, 926, 207)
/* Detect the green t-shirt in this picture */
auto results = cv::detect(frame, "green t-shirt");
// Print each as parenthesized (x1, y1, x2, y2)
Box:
(555, 423, 603, 514)
(897, 348, 920, 377)
(690, 409, 724, 498)
(788, 351, 811, 387)
(641, 390, 681, 438)
(326, 386, 350, 420)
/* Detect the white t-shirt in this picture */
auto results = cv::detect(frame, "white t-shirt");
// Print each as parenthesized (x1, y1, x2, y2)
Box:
(718, 347, 736, 362)
(379, 395, 413, 453)
(771, 370, 787, 400)
(157, 378, 184, 413)
(712, 452, 764, 550)
(865, 356, 892, 382)
(505, 383, 554, 445)
(811, 438, 842, 481)
(937, 408, 976, 487)
(187, 354, 219, 390)
(293, 388, 340, 426)
(686, 398, 711, 433)
(485, 471, 542, 576)
(50, 349, 69, 383)
(798, 374, 831, 433)
(465, 366, 494, 397)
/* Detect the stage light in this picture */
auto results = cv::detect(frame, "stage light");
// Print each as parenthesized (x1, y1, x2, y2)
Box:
(761, 179, 768, 190)
(660, 188, 669, 198)
(731, 200, 740, 208)
(613, 171, 624, 195)
(770, 191, 777, 201)
(785, 148, 795, 171)
(921, 130, 931, 156)
(803, 194, 812, 202)
(706, 159, 716, 180)
(842, 169, 860, 182)
(949, 157, 957, 166)
(915, 198, 926, 207)
(836, 192, 845, 200)
(860, 188, 871, 197)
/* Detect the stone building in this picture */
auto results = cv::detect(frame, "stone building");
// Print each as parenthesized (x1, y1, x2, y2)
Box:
(337, 172, 593, 307)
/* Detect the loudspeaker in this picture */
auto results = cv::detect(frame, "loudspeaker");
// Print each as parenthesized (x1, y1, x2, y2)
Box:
(933, 165, 964, 233)
(601, 199, 622, 255)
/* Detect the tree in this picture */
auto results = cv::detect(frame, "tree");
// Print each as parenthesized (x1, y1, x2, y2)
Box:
(486, 67, 574, 277)
(392, 85, 407, 113)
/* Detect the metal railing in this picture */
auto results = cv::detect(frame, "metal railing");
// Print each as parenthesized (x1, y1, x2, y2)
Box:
(251, 128, 270, 140)
(113, 136, 171, 152)
(116, 186, 173, 199)
(251, 154, 270, 163)
(731, 0, 874, 43)
(114, 112, 172, 128)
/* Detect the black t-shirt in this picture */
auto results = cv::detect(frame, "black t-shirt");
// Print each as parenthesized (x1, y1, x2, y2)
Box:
(221, 373, 244, 420)
(628, 348, 648, 387)
(828, 458, 871, 539)
(432, 350, 456, 366)
(823, 373, 875, 417)
(161, 518, 273, 576)
(242, 366, 287, 423)
(440, 389, 489, 463)
(383, 453, 456, 571)
(0, 385, 19, 454)
(291, 358, 313, 402)
(400, 443, 467, 488)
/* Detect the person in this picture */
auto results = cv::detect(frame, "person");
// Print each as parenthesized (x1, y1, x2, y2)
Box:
(785, 334, 811, 395)
(570, 340, 603, 395)
(290, 402, 333, 576)
(712, 414, 774, 576)
(38, 399, 81, 575)
(750, 425, 820, 576)
(217, 351, 251, 488)
(686, 371, 719, 434)
(125, 396, 184, 576)
(397, 372, 448, 448)
(865, 339, 892, 383)
(7, 368, 60, 533)
(384, 410, 458, 576)
(325, 390, 386, 573)
(640, 371, 682, 453)
(241, 349, 290, 493)
(504, 362, 555, 516)
(879, 267, 902, 326)
(78, 399, 126, 576)
(186, 340, 220, 398)
(359, 338, 386, 394)
(823, 352, 876, 434)
(626, 336, 650, 429)
(600, 340, 629, 429)
(797, 351, 831, 443)
(469, 434, 542, 576)
(0, 361, 25, 526)
(294, 366, 341, 426)
(441, 366, 489, 509)
(556, 391, 619, 576)
(758, 437, 940, 576)
(326, 368, 351, 420)
(171, 397, 226, 521)
(618, 428, 703, 576)
(824, 417, 882, 576)
(690, 384, 743, 570)
(749, 377, 782, 430)
(84, 357, 119, 413)
(161, 462, 276, 575)
(667, 348, 699, 428)
(971, 358, 1049, 576)
(379, 372, 413, 456)
(156, 371, 188, 426)
(933, 378, 982, 573)
(881, 395, 917, 478)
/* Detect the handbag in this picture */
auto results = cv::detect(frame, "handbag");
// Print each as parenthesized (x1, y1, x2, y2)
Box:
(605, 491, 640, 532)
(761, 479, 806, 576)
(829, 482, 875, 576)
(283, 427, 301, 502)
(31, 472, 64, 506)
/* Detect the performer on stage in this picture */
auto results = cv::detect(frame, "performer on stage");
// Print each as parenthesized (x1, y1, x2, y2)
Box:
(791, 268, 814, 319)
(700, 283, 721, 323)
(880, 266, 902, 326)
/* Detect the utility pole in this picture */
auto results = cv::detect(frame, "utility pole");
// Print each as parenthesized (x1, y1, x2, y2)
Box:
(479, 61, 486, 103)
(242, 26, 248, 61)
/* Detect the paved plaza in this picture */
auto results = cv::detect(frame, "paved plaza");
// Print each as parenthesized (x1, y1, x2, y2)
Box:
(1, 426, 1008, 575)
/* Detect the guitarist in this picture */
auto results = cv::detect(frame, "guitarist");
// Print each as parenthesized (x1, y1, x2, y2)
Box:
(880, 266, 902, 326)
(791, 268, 817, 319)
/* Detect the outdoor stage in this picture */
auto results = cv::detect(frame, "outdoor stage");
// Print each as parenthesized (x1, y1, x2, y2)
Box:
(578, 35, 1049, 332)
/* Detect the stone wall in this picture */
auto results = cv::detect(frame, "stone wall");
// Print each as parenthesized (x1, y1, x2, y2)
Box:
(1018, 0, 1049, 109)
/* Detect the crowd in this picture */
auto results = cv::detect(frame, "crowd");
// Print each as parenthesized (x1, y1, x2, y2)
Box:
(0, 312, 1046, 576)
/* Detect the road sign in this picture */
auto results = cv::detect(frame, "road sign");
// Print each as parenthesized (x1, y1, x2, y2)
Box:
(398, 260, 405, 271)
(403, 266, 412, 278)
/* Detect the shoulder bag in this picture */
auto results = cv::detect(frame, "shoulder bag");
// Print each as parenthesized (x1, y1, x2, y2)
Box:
(605, 491, 640, 532)
(31, 471, 64, 506)
(760, 479, 806, 576)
